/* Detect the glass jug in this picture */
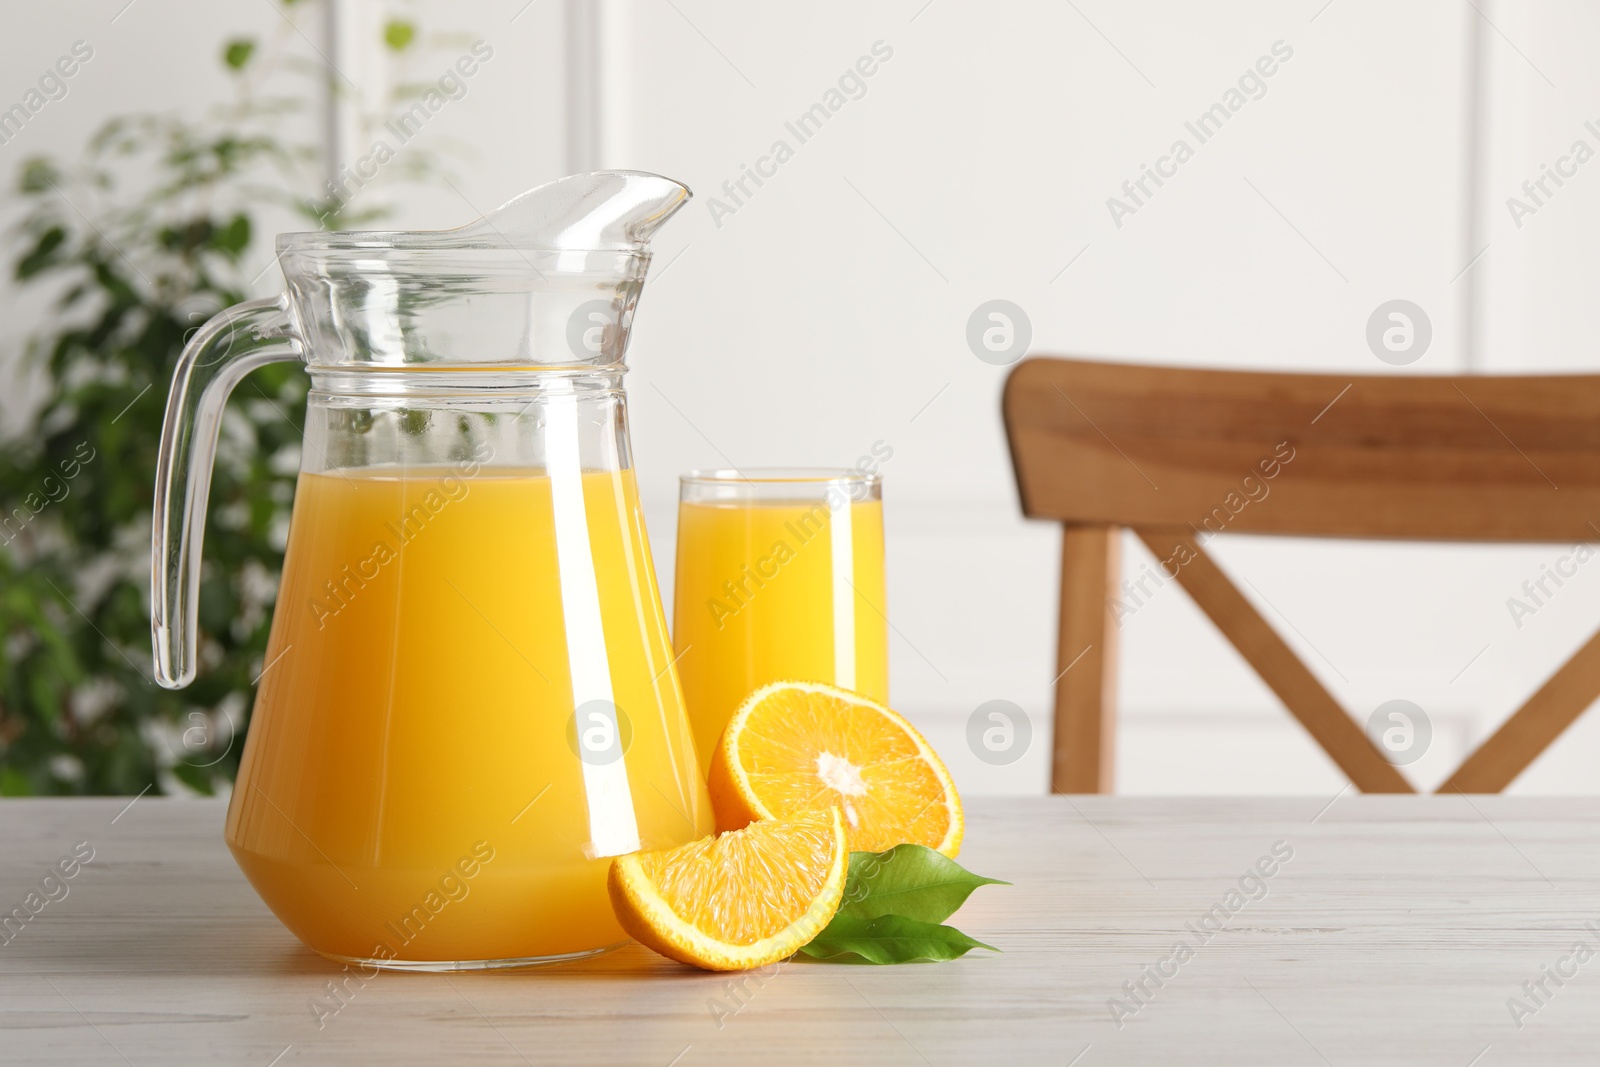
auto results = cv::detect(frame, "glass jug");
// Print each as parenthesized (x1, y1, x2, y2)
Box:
(151, 171, 712, 970)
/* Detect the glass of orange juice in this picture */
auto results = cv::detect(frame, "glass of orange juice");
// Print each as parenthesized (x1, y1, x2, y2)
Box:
(673, 469, 889, 768)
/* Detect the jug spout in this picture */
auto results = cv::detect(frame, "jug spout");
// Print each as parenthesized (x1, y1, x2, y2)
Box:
(271, 170, 693, 370)
(458, 171, 692, 251)
(277, 169, 691, 254)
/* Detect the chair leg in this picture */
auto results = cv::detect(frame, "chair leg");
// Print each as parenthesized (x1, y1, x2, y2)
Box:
(1052, 524, 1120, 793)
(1441, 621, 1600, 793)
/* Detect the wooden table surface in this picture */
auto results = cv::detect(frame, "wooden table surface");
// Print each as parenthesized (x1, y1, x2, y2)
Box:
(2, 794, 1598, 1065)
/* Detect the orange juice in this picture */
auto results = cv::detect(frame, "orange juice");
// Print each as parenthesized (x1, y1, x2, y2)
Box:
(225, 463, 711, 966)
(673, 494, 888, 768)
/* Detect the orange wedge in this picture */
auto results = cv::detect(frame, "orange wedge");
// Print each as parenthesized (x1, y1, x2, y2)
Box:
(607, 808, 847, 971)
(708, 680, 963, 857)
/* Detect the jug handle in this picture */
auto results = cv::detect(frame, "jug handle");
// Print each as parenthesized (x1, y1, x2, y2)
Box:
(151, 295, 302, 689)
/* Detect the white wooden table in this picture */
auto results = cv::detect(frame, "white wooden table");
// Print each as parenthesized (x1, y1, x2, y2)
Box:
(2, 795, 1596, 1065)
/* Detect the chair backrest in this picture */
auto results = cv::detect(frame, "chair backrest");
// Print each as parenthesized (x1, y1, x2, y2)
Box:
(1002, 357, 1600, 795)
(1004, 357, 1600, 542)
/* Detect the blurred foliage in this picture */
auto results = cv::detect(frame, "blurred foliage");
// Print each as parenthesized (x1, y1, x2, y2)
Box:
(0, 1, 456, 795)
(384, 20, 418, 52)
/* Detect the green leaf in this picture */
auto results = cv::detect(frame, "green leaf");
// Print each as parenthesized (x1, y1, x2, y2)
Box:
(223, 39, 256, 71)
(0, 767, 34, 797)
(171, 761, 215, 796)
(837, 844, 1008, 924)
(17, 225, 66, 279)
(383, 20, 416, 52)
(799, 914, 997, 964)
(211, 213, 251, 257)
(19, 157, 60, 194)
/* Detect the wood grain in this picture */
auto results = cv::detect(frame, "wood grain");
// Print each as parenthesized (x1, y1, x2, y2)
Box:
(1003, 356, 1600, 541)
(1052, 525, 1120, 794)
(5, 796, 1600, 1065)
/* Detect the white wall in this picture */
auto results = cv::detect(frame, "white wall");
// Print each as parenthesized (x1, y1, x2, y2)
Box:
(6, 0, 1600, 795)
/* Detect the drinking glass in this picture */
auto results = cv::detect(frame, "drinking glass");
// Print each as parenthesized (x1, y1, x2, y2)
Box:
(672, 469, 888, 767)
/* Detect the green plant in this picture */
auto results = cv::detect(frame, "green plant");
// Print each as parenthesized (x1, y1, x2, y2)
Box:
(0, 2, 448, 795)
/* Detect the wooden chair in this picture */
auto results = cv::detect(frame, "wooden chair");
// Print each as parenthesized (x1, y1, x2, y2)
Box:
(1002, 356, 1600, 794)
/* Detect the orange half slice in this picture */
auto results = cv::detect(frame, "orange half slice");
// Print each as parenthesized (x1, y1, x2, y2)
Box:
(708, 680, 963, 857)
(608, 808, 847, 971)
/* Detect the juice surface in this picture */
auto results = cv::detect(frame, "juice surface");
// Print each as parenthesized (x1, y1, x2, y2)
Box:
(673, 497, 888, 768)
(226, 464, 711, 964)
